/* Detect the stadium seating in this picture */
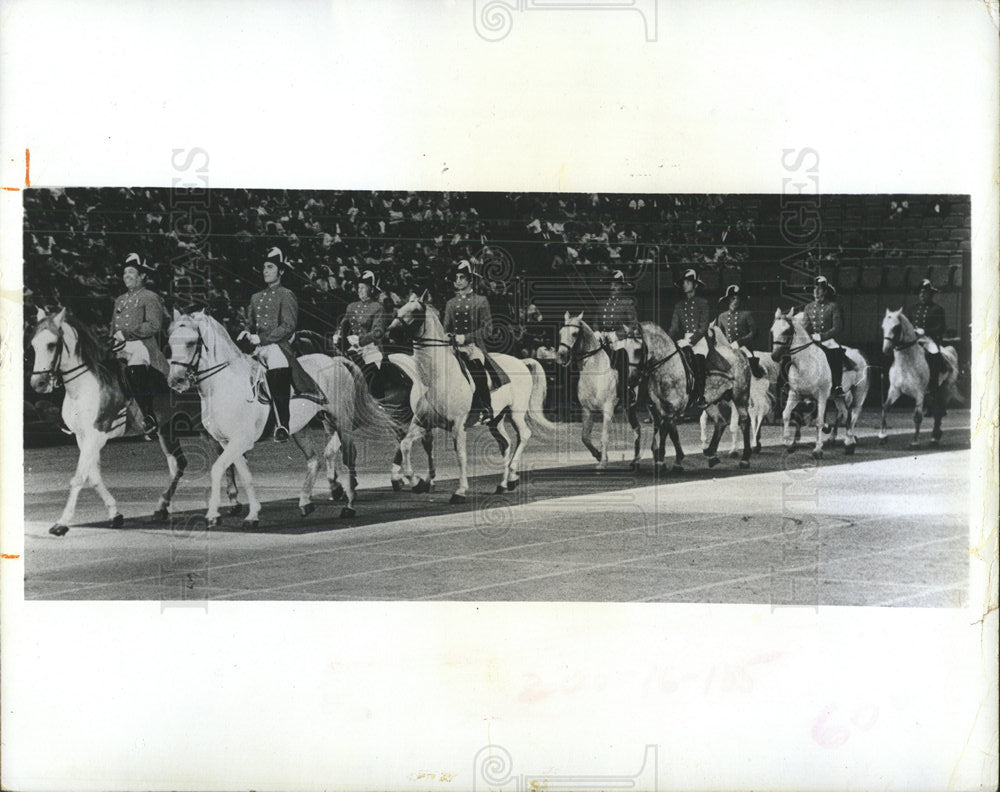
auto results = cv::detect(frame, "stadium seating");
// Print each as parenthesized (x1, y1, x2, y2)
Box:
(837, 263, 860, 293)
(860, 263, 883, 292)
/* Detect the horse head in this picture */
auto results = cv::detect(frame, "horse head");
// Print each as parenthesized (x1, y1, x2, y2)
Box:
(768, 308, 796, 361)
(166, 309, 208, 392)
(881, 307, 907, 354)
(619, 324, 647, 384)
(556, 311, 585, 367)
(389, 291, 430, 343)
(30, 306, 72, 393)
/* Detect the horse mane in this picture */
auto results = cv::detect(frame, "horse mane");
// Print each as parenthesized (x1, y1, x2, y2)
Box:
(894, 310, 915, 333)
(639, 321, 675, 355)
(170, 312, 243, 359)
(61, 311, 117, 388)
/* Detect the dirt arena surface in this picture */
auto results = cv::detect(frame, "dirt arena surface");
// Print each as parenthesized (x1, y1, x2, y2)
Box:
(23, 411, 970, 604)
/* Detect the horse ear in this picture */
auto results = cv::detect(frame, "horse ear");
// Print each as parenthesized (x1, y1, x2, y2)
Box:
(53, 307, 67, 327)
(773, 308, 782, 319)
(574, 311, 584, 321)
(564, 311, 571, 323)
(173, 308, 183, 321)
(36, 306, 46, 322)
(884, 307, 891, 316)
(419, 289, 430, 303)
(897, 306, 903, 314)
(193, 309, 205, 318)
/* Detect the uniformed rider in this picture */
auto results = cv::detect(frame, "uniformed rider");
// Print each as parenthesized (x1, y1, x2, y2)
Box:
(111, 253, 169, 439)
(911, 277, 948, 399)
(443, 259, 493, 426)
(715, 284, 765, 378)
(239, 247, 322, 443)
(667, 268, 710, 409)
(802, 275, 851, 397)
(335, 270, 388, 395)
(594, 269, 640, 406)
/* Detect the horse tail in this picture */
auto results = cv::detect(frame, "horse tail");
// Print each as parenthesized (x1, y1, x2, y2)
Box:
(523, 358, 558, 433)
(941, 345, 964, 405)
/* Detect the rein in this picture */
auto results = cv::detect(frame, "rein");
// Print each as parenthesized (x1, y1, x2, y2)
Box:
(31, 328, 90, 386)
(557, 323, 608, 364)
(169, 329, 230, 387)
(884, 331, 919, 351)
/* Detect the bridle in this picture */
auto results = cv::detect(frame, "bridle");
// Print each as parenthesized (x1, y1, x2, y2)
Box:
(770, 322, 814, 358)
(168, 325, 230, 388)
(883, 321, 918, 351)
(31, 325, 88, 387)
(393, 303, 454, 349)
(557, 322, 606, 365)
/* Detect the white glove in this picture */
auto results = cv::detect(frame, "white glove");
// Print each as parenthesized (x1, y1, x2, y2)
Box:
(347, 334, 360, 347)
(237, 330, 249, 341)
(455, 334, 466, 345)
(677, 337, 691, 349)
(113, 330, 125, 342)
(683, 333, 693, 343)
(914, 328, 925, 336)
(810, 333, 821, 342)
(332, 332, 341, 345)
(731, 340, 740, 350)
(249, 334, 261, 346)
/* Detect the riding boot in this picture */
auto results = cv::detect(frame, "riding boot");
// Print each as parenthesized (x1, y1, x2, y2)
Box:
(466, 358, 492, 426)
(266, 367, 292, 442)
(691, 353, 707, 410)
(926, 351, 945, 410)
(361, 361, 381, 399)
(126, 365, 159, 438)
(748, 354, 765, 379)
(827, 348, 844, 396)
(613, 348, 632, 409)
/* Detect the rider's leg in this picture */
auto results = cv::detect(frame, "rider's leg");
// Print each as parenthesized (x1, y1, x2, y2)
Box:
(613, 348, 633, 407)
(126, 364, 158, 437)
(466, 358, 492, 424)
(691, 352, 707, 408)
(827, 348, 844, 396)
(267, 366, 292, 441)
(748, 352, 764, 379)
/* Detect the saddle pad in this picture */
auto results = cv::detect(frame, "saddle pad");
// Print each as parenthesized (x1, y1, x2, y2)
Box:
(706, 346, 733, 375)
(453, 351, 511, 392)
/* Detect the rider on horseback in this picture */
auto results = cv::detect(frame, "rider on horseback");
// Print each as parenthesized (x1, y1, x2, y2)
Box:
(335, 270, 388, 396)
(668, 268, 710, 410)
(111, 253, 169, 439)
(803, 275, 852, 397)
(716, 284, 765, 379)
(594, 269, 639, 408)
(240, 247, 324, 443)
(911, 278, 948, 401)
(443, 259, 493, 427)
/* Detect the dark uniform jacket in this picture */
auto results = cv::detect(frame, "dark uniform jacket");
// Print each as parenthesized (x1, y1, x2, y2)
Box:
(716, 308, 756, 347)
(112, 287, 169, 377)
(594, 293, 639, 337)
(802, 299, 843, 342)
(668, 295, 710, 344)
(339, 298, 387, 348)
(248, 284, 299, 360)
(443, 291, 492, 352)
(911, 301, 946, 341)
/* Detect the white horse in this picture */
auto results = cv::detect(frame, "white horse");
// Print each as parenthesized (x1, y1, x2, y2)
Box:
(389, 295, 554, 501)
(29, 307, 190, 536)
(556, 312, 642, 470)
(769, 309, 869, 459)
(699, 349, 779, 456)
(879, 308, 960, 447)
(167, 310, 397, 524)
(383, 352, 437, 493)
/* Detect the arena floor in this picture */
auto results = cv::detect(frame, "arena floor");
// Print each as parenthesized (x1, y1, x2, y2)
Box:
(22, 410, 970, 605)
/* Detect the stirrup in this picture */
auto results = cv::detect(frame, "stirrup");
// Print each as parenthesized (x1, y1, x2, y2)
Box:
(273, 425, 290, 443)
(142, 415, 159, 440)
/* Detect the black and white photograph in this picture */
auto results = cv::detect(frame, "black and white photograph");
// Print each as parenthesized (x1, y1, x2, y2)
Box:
(21, 188, 973, 606)
(1, 2, 996, 791)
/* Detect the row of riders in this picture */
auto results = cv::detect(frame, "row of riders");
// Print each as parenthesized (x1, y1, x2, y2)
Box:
(30, 250, 958, 536)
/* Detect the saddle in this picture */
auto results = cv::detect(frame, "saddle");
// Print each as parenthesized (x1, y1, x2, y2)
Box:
(453, 350, 511, 392)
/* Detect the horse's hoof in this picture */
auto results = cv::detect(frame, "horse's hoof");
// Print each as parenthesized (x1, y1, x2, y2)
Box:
(844, 444, 856, 456)
(877, 435, 888, 445)
(908, 441, 920, 450)
(707, 456, 720, 468)
(589, 450, 602, 462)
(109, 513, 124, 529)
(728, 450, 740, 459)
(300, 503, 316, 517)
(391, 478, 403, 492)
(224, 503, 246, 518)
(628, 460, 639, 472)
(494, 485, 507, 495)
(671, 464, 684, 474)
(930, 437, 940, 447)
(449, 494, 467, 505)
(350, 475, 359, 490)
(507, 479, 518, 491)
(241, 519, 258, 530)
(822, 424, 831, 435)
(785, 444, 797, 455)
(411, 477, 430, 494)
(811, 449, 823, 460)
(339, 507, 356, 519)
(152, 508, 169, 523)
(754, 443, 762, 455)
(739, 460, 750, 469)
(49, 524, 69, 537)
(209, 516, 224, 527)
(329, 484, 346, 502)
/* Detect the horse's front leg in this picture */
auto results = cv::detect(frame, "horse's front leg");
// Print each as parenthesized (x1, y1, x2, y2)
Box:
(878, 384, 901, 444)
(727, 401, 740, 457)
(451, 425, 469, 504)
(911, 392, 925, 449)
(206, 442, 243, 525)
(580, 410, 601, 464)
(85, 440, 123, 526)
(736, 404, 752, 468)
(698, 409, 710, 450)
(782, 389, 803, 453)
(703, 403, 724, 468)
(297, 433, 321, 517)
(231, 453, 261, 527)
(598, 400, 614, 470)
(627, 404, 642, 470)
(51, 435, 105, 535)
(401, 421, 431, 493)
(666, 418, 685, 473)
(812, 389, 830, 459)
(153, 426, 187, 521)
